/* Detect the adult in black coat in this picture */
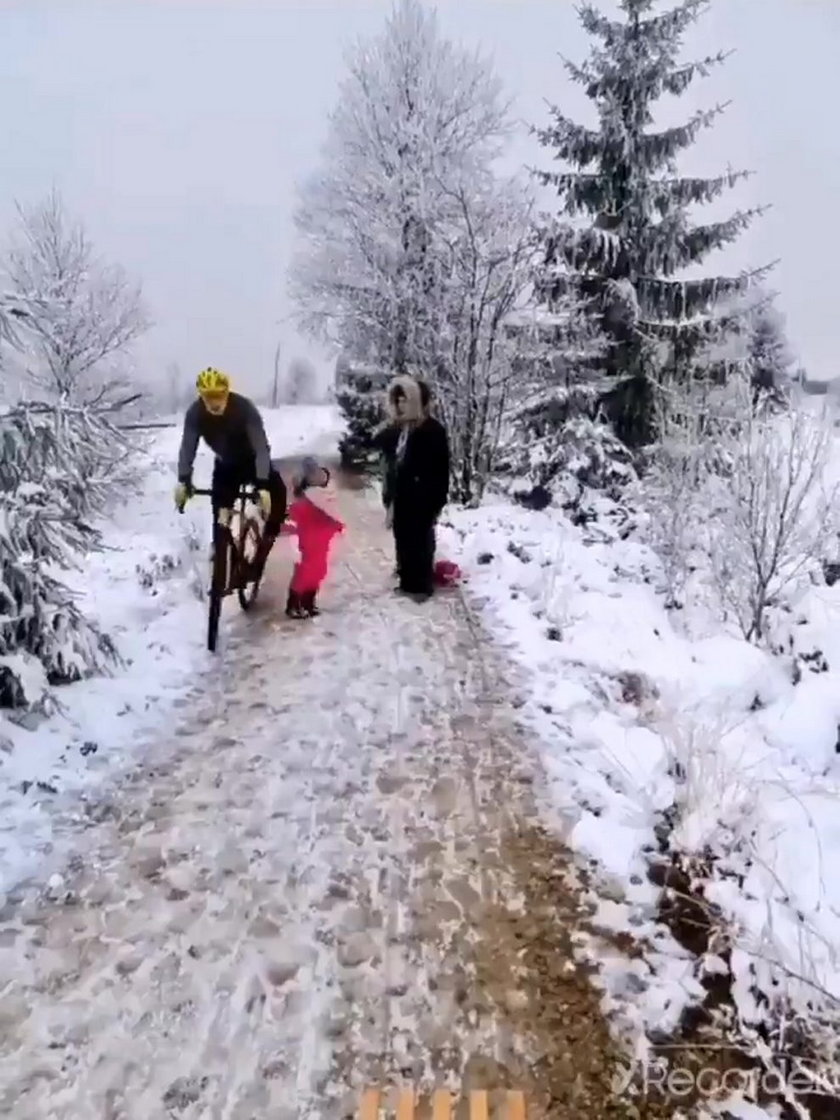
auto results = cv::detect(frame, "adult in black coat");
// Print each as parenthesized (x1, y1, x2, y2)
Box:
(372, 378, 432, 515)
(382, 374, 450, 601)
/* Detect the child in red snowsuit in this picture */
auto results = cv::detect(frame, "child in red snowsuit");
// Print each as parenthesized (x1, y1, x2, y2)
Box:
(280, 457, 344, 618)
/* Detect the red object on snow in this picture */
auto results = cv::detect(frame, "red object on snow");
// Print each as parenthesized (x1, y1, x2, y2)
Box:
(433, 559, 461, 587)
(281, 495, 345, 594)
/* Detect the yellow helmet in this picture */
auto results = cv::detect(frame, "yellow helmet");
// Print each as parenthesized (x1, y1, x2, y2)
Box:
(196, 367, 230, 394)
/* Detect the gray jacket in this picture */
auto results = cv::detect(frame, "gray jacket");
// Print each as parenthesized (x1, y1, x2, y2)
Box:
(177, 392, 271, 482)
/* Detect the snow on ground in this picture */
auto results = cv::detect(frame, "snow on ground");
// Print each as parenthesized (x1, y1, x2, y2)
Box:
(0, 404, 342, 893)
(441, 479, 840, 1061)
(0, 482, 627, 1120)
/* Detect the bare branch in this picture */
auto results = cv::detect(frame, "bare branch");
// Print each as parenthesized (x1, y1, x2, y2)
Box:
(644, 373, 840, 642)
(289, 0, 532, 498)
(5, 188, 151, 405)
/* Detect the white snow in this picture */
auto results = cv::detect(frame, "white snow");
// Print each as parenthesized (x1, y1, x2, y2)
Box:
(441, 457, 840, 1072)
(6, 388, 840, 1110)
(0, 404, 342, 893)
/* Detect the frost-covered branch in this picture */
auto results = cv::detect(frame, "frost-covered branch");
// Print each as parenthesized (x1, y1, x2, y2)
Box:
(0, 402, 131, 709)
(5, 189, 150, 405)
(431, 172, 537, 502)
(704, 384, 838, 643)
(0, 489, 116, 709)
(291, 0, 531, 495)
(645, 371, 839, 641)
(640, 371, 729, 606)
(291, 0, 508, 375)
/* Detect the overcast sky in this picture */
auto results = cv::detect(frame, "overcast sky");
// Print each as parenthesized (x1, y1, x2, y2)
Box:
(2, 0, 839, 397)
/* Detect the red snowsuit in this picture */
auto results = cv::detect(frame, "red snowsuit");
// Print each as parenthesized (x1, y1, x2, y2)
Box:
(280, 495, 344, 594)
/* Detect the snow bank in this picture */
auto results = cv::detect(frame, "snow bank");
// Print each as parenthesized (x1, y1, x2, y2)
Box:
(0, 405, 342, 892)
(442, 489, 840, 1050)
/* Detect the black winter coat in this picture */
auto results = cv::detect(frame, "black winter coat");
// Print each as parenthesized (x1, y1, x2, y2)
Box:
(392, 417, 450, 520)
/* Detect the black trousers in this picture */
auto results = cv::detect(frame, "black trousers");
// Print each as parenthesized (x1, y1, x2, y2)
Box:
(392, 505, 436, 594)
(211, 459, 287, 539)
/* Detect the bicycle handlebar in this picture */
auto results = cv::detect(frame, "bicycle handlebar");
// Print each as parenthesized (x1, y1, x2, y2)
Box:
(176, 485, 264, 516)
(189, 486, 263, 499)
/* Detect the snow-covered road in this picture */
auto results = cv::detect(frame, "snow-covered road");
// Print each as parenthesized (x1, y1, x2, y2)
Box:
(0, 470, 632, 1120)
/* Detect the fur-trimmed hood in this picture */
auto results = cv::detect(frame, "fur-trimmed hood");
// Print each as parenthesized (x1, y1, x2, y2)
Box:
(386, 374, 427, 424)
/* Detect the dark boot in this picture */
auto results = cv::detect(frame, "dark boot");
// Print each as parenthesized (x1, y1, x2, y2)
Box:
(302, 590, 320, 617)
(285, 589, 306, 619)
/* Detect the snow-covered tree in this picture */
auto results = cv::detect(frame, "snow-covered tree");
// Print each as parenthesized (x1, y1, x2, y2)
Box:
(534, 0, 768, 446)
(707, 385, 838, 643)
(0, 404, 125, 709)
(688, 285, 794, 405)
(497, 293, 629, 510)
(432, 174, 536, 503)
(0, 214, 141, 708)
(3, 400, 135, 530)
(642, 373, 838, 640)
(0, 293, 32, 404)
(641, 371, 725, 607)
(291, 0, 513, 475)
(0, 490, 115, 709)
(746, 299, 793, 399)
(5, 190, 150, 406)
(292, 0, 507, 367)
(335, 357, 391, 466)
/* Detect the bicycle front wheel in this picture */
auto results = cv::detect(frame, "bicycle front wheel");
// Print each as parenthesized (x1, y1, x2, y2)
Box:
(207, 525, 228, 652)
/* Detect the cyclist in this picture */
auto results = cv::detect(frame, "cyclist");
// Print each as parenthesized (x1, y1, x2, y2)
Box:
(174, 367, 287, 573)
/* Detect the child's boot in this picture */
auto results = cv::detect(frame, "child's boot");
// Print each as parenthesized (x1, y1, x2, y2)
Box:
(303, 590, 320, 617)
(285, 589, 305, 619)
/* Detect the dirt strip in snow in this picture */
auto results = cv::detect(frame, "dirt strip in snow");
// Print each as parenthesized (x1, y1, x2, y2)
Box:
(0, 464, 657, 1120)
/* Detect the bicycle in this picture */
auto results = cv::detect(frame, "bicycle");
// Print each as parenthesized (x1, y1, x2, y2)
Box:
(187, 485, 267, 652)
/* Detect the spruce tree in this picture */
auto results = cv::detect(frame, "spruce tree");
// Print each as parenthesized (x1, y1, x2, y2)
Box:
(747, 301, 792, 400)
(500, 298, 627, 509)
(335, 355, 391, 467)
(0, 404, 120, 709)
(534, 0, 768, 446)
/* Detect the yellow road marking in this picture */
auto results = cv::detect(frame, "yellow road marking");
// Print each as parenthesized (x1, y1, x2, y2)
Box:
(432, 1089, 452, 1119)
(396, 1088, 415, 1119)
(360, 1087, 380, 1120)
(469, 1089, 489, 1119)
(360, 1087, 525, 1117)
(506, 1089, 526, 1119)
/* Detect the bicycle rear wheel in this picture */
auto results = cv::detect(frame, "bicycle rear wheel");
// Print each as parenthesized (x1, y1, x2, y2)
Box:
(207, 525, 228, 652)
(237, 516, 263, 612)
